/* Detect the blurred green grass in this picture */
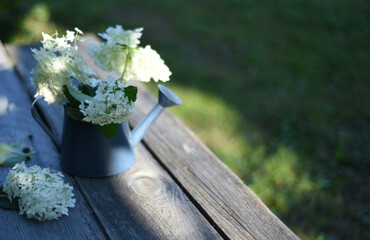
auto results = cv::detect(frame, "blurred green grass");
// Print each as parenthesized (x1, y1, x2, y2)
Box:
(1, 0, 369, 239)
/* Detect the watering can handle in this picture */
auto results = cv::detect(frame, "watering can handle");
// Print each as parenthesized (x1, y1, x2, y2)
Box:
(31, 97, 61, 152)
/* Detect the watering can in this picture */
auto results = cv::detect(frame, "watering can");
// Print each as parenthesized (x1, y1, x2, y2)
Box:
(32, 84, 182, 177)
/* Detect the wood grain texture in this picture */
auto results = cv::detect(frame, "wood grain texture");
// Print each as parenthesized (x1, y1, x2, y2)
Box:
(5, 43, 221, 239)
(130, 89, 300, 240)
(0, 41, 107, 240)
(76, 142, 221, 240)
(76, 36, 300, 240)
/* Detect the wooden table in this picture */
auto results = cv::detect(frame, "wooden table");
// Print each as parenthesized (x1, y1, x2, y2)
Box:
(0, 38, 299, 240)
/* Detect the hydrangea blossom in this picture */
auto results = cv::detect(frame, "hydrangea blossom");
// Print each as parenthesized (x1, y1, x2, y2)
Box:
(88, 42, 126, 74)
(31, 30, 99, 104)
(2, 163, 76, 221)
(125, 46, 171, 82)
(88, 26, 143, 73)
(89, 26, 171, 83)
(79, 76, 135, 125)
(98, 25, 143, 47)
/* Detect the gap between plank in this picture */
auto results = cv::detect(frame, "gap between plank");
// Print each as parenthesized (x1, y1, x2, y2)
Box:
(73, 176, 112, 240)
(138, 137, 232, 240)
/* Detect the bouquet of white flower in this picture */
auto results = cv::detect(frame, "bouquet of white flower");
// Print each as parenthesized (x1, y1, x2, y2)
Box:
(31, 26, 171, 138)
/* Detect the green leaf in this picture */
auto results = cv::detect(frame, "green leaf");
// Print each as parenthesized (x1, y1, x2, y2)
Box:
(63, 85, 80, 108)
(94, 123, 118, 139)
(65, 105, 85, 122)
(78, 84, 97, 97)
(0, 143, 36, 167)
(0, 186, 19, 210)
(66, 85, 93, 103)
(64, 85, 89, 122)
(124, 86, 138, 103)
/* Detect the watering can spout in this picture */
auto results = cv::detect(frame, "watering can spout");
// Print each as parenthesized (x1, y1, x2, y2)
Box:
(130, 84, 182, 148)
(158, 84, 183, 108)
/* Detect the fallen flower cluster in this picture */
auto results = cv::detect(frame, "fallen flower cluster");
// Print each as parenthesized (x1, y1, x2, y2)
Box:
(2, 163, 76, 221)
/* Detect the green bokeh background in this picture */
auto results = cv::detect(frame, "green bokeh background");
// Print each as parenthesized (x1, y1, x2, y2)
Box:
(1, 0, 369, 239)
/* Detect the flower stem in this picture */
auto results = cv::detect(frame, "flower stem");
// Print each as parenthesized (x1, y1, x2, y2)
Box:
(120, 39, 131, 84)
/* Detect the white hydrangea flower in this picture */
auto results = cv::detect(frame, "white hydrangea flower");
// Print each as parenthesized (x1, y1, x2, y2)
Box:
(88, 42, 126, 73)
(79, 76, 135, 125)
(124, 46, 171, 82)
(2, 163, 76, 221)
(89, 27, 171, 82)
(31, 30, 98, 105)
(98, 25, 143, 47)
(88, 26, 143, 73)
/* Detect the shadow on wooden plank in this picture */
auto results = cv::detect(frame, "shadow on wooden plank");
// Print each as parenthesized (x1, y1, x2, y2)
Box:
(0, 43, 107, 239)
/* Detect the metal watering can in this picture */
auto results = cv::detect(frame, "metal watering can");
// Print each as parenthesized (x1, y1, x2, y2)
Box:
(32, 84, 182, 177)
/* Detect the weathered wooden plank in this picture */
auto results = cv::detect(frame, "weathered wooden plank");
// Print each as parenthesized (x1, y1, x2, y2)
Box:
(0, 41, 107, 239)
(77, 143, 221, 239)
(6, 44, 222, 239)
(6, 44, 64, 144)
(76, 36, 300, 240)
(130, 90, 300, 240)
